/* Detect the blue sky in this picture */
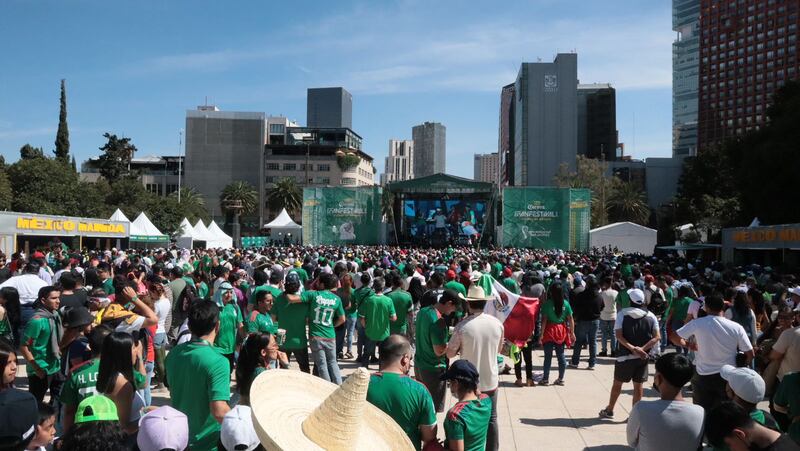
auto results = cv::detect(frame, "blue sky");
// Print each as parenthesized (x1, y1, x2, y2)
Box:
(0, 0, 673, 178)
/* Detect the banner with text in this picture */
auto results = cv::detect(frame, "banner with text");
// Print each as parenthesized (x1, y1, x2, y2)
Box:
(302, 187, 382, 245)
(502, 187, 590, 250)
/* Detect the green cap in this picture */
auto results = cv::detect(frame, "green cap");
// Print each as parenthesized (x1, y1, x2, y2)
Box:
(75, 395, 119, 424)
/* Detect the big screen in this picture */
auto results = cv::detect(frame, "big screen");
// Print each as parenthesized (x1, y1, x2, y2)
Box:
(403, 199, 486, 243)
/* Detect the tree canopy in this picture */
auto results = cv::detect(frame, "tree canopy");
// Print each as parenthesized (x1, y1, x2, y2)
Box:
(54, 79, 70, 162)
(96, 133, 137, 184)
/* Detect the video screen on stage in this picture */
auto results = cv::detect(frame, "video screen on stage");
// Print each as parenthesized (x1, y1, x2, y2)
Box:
(403, 199, 486, 244)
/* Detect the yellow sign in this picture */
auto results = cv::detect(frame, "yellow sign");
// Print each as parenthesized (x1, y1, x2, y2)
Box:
(16, 217, 125, 234)
(732, 228, 800, 243)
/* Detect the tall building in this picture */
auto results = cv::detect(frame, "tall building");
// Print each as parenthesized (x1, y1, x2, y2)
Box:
(473, 153, 499, 183)
(697, 0, 800, 152)
(81, 155, 184, 197)
(673, 0, 701, 157)
(184, 106, 266, 222)
(380, 139, 414, 185)
(498, 83, 515, 186)
(307, 87, 353, 129)
(513, 53, 578, 186)
(577, 83, 619, 160)
(412, 122, 446, 178)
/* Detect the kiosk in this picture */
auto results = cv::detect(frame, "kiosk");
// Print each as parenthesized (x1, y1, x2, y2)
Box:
(0, 211, 130, 255)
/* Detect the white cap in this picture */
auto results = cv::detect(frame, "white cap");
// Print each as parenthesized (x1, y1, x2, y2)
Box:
(787, 286, 800, 297)
(220, 405, 260, 451)
(720, 365, 765, 404)
(628, 288, 645, 305)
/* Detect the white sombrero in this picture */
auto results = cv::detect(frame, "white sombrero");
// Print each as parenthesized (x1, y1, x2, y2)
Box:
(250, 368, 414, 451)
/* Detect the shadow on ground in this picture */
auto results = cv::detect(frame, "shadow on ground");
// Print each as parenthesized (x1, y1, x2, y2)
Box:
(520, 417, 627, 429)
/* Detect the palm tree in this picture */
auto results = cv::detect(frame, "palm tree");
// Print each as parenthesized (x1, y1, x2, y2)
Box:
(170, 187, 208, 221)
(381, 188, 398, 244)
(609, 182, 651, 225)
(220, 181, 258, 246)
(267, 177, 302, 217)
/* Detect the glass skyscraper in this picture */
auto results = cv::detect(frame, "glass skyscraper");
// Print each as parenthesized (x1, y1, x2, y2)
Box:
(672, 0, 700, 157)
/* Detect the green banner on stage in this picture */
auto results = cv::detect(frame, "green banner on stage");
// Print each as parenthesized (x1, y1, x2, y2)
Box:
(502, 187, 590, 250)
(302, 187, 382, 245)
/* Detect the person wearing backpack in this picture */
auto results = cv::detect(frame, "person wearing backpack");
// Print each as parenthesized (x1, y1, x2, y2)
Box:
(643, 276, 667, 319)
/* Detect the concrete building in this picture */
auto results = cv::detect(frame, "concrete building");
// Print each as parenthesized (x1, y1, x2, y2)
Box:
(577, 83, 618, 160)
(473, 152, 499, 183)
(184, 107, 266, 222)
(266, 116, 300, 145)
(380, 139, 414, 185)
(307, 87, 353, 129)
(498, 83, 515, 186)
(697, 0, 800, 152)
(606, 157, 685, 210)
(513, 53, 578, 186)
(672, 0, 701, 157)
(80, 155, 184, 197)
(412, 122, 446, 178)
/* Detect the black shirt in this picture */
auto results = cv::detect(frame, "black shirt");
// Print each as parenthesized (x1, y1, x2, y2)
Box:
(571, 288, 604, 322)
(59, 291, 89, 310)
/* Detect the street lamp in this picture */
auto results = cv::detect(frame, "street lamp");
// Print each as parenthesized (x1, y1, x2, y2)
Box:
(301, 134, 315, 187)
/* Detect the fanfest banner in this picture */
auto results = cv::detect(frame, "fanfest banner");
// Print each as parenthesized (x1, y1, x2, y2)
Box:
(473, 274, 539, 347)
(502, 187, 590, 251)
(302, 187, 382, 245)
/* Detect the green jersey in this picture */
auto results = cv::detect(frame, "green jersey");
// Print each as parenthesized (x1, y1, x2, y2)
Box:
(616, 290, 631, 310)
(61, 359, 100, 407)
(166, 340, 231, 451)
(359, 294, 396, 342)
(272, 293, 308, 349)
(288, 267, 309, 285)
(774, 372, 800, 443)
(414, 306, 447, 371)
(663, 286, 675, 317)
(444, 281, 466, 297)
(671, 297, 693, 326)
(197, 281, 209, 300)
(214, 303, 242, 355)
(250, 285, 281, 308)
(367, 372, 437, 450)
(502, 277, 519, 294)
(541, 299, 572, 324)
(351, 286, 374, 317)
(301, 290, 344, 339)
(22, 315, 60, 375)
(246, 311, 277, 334)
(386, 289, 413, 335)
(444, 394, 492, 451)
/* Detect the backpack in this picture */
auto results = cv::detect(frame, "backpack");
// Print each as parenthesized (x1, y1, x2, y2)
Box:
(178, 282, 200, 313)
(647, 287, 667, 316)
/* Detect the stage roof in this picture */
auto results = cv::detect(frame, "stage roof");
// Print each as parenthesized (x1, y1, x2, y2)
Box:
(387, 173, 494, 194)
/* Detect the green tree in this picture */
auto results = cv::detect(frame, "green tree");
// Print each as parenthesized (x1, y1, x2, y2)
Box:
(7, 157, 81, 215)
(554, 155, 616, 227)
(221, 181, 258, 246)
(267, 177, 302, 216)
(96, 133, 137, 183)
(0, 169, 12, 210)
(54, 79, 70, 162)
(170, 187, 208, 222)
(608, 181, 650, 225)
(19, 144, 45, 160)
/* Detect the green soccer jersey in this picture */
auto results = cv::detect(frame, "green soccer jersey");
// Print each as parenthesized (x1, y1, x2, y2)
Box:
(774, 372, 800, 444)
(671, 297, 693, 325)
(166, 340, 231, 451)
(22, 316, 60, 375)
(288, 267, 309, 285)
(351, 286, 374, 317)
(541, 299, 573, 324)
(272, 293, 309, 350)
(214, 303, 242, 355)
(359, 294, 396, 342)
(444, 394, 493, 451)
(502, 277, 520, 294)
(60, 359, 100, 407)
(366, 372, 437, 451)
(246, 310, 278, 334)
(101, 278, 114, 297)
(616, 290, 631, 310)
(444, 281, 466, 297)
(414, 306, 447, 371)
(386, 289, 413, 335)
(301, 290, 345, 339)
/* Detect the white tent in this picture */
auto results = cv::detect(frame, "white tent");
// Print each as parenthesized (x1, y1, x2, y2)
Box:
(175, 218, 199, 249)
(109, 209, 130, 223)
(130, 212, 169, 245)
(193, 220, 216, 246)
(590, 222, 657, 255)
(207, 221, 233, 248)
(264, 208, 302, 243)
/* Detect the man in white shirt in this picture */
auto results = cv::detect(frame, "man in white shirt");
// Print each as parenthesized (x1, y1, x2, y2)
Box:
(446, 284, 504, 451)
(0, 260, 48, 331)
(598, 276, 619, 357)
(670, 294, 754, 411)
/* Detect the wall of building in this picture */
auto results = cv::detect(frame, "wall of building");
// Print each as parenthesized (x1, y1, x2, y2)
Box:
(382, 139, 414, 184)
(577, 84, 618, 160)
(499, 83, 515, 186)
(412, 122, 446, 178)
(672, 0, 700, 157)
(645, 157, 684, 209)
(473, 153, 499, 183)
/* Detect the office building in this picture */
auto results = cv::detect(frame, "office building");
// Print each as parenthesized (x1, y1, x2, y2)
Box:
(266, 116, 299, 145)
(81, 155, 184, 196)
(577, 83, 619, 160)
(380, 139, 414, 185)
(412, 122, 446, 178)
(184, 107, 266, 222)
(673, 0, 701, 157)
(513, 53, 578, 186)
(697, 0, 800, 152)
(498, 83, 515, 186)
(307, 87, 353, 129)
(473, 152, 500, 183)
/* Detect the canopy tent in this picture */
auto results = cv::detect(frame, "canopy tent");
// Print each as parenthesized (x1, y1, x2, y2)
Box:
(207, 221, 233, 248)
(109, 209, 131, 223)
(193, 220, 216, 246)
(589, 222, 657, 255)
(130, 212, 169, 244)
(264, 208, 302, 244)
(176, 218, 200, 249)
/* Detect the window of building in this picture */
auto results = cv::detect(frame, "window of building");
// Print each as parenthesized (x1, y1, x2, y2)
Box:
(266, 163, 279, 170)
(269, 124, 285, 134)
(265, 176, 275, 183)
(318, 164, 330, 172)
(283, 163, 296, 171)
(341, 178, 355, 186)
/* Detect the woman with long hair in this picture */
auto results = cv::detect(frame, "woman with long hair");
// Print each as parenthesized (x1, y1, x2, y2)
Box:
(336, 273, 356, 359)
(0, 339, 17, 390)
(748, 288, 771, 337)
(235, 332, 283, 406)
(725, 291, 757, 346)
(0, 286, 20, 346)
(537, 283, 575, 386)
(96, 332, 146, 436)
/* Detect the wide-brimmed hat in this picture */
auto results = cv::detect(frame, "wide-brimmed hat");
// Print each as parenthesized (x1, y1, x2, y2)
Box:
(465, 284, 489, 302)
(250, 368, 414, 450)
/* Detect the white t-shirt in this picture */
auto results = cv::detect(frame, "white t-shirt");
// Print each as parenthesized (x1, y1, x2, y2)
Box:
(154, 297, 171, 334)
(434, 214, 446, 228)
(177, 320, 191, 345)
(626, 399, 705, 451)
(687, 300, 703, 320)
(600, 288, 619, 321)
(446, 313, 504, 392)
(772, 326, 800, 380)
(0, 274, 48, 306)
(676, 315, 753, 375)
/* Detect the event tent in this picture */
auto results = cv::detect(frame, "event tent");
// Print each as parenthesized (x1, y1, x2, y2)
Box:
(589, 222, 657, 255)
(193, 220, 216, 246)
(176, 218, 201, 249)
(207, 221, 233, 248)
(130, 212, 169, 244)
(264, 208, 302, 243)
(109, 209, 131, 223)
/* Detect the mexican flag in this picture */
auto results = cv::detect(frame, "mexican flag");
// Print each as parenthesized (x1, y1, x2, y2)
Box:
(473, 274, 540, 347)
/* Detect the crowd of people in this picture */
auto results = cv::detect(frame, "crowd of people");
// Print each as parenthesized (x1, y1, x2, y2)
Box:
(0, 244, 797, 450)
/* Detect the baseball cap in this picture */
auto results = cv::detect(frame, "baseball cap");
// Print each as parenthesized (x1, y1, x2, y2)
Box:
(445, 270, 456, 280)
(137, 406, 189, 451)
(440, 359, 480, 385)
(720, 365, 765, 404)
(75, 395, 119, 424)
(0, 388, 38, 444)
(439, 289, 465, 305)
(628, 288, 645, 305)
(787, 286, 800, 297)
(220, 405, 260, 451)
(285, 271, 300, 286)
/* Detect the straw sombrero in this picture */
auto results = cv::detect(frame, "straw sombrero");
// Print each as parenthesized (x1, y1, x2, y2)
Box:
(250, 368, 414, 451)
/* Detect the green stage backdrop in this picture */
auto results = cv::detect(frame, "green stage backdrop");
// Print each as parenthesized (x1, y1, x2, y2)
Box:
(302, 187, 382, 245)
(502, 187, 590, 250)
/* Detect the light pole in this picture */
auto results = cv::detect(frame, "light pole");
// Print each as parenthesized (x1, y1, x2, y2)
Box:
(177, 129, 183, 202)
(302, 135, 315, 187)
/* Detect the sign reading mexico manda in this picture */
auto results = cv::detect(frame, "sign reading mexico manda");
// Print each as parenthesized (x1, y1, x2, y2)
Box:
(0, 212, 129, 238)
